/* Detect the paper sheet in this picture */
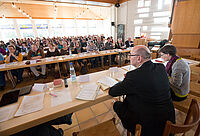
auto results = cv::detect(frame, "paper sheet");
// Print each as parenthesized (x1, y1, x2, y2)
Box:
(76, 83, 99, 101)
(79, 75, 90, 82)
(15, 93, 45, 117)
(97, 76, 118, 87)
(0, 64, 5, 68)
(30, 60, 36, 64)
(122, 65, 136, 71)
(116, 76, 124, 82)
(32, 83, 47, 92)
(51, 88, 72, 107)
(0, 104, 19, 122)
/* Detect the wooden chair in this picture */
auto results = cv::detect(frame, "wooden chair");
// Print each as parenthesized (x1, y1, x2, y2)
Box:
(162, 99, 200, 136)
(72, 118, 142, 136)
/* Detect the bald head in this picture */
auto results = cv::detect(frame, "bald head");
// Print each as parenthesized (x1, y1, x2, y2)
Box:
(131, 45, 151, 60)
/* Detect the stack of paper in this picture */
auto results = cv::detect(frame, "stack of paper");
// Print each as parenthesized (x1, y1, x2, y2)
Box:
(97, 76, 118, 90)
(15, 93, 45, 117)
(76, 83, 100, 101)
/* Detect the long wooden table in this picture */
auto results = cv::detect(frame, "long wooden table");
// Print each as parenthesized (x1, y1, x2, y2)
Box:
(0, 68, 127, 136)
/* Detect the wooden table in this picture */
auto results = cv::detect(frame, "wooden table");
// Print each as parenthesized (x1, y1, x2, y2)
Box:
(0, 68, 127, 136)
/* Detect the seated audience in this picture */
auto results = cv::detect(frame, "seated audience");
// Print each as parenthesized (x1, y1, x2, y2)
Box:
(5, 44, 24, 83)
(21, 42, 30, 54)
(27, 44, 46, 80)
(109, 45, 175, 136)
(80, 39, 87, 52)
(125, 37, 134, 48)
(159, 45, 190, 101)
(0, 44, 6, 55)
(104, 38, 117, 65)
(115, 38, 125, 49)
(60, 42, 69, 55)
(0, 53, 5, 91)
(87, 41, 99, 68)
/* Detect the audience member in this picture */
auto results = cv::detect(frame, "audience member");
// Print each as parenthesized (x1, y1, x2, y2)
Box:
(109, 45, 175, 136)
(125, 37, 134, 48)
(159, 45, 190, 101)
(5, 44, 24, 83)
(0, 53, 5, 91)
(27, 44, 46, 80)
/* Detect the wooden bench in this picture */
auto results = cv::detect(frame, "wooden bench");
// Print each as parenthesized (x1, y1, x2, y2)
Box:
(190, 82, 200, 97)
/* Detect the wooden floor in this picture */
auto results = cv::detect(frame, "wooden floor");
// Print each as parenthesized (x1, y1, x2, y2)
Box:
(0, 63, 197, 136)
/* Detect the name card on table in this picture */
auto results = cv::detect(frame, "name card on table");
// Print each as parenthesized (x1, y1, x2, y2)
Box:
(32, 83, 48, 92)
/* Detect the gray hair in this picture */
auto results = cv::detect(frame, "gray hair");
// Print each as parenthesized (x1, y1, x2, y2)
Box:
(135, 47, 151, 59)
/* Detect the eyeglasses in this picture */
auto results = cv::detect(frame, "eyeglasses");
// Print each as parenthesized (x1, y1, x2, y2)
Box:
(128, 54, 139, 57)
(159, 53, 166, 57)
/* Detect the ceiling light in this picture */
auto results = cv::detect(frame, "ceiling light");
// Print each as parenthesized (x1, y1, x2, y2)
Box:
(2, 15, 6, 19)
(12, 2, 16, 8)
(22, 11, 26, 15)
(18, 8, 22, 12)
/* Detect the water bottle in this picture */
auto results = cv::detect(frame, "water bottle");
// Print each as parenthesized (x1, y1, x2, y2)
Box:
(69, 62, 76, 82)
(69, 48, 72, 56)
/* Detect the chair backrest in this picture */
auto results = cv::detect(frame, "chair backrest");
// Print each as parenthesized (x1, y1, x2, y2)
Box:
(162, 99, 200, 136)
(134, 124, 142, 136)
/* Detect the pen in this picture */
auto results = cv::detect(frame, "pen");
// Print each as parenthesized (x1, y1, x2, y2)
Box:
(49, 93, 57, 97)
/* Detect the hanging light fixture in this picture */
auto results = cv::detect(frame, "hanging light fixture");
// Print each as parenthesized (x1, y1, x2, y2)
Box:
(2, 15, 6, 19)
(18, 8, 22, 12)
(12, 2, 16, 8)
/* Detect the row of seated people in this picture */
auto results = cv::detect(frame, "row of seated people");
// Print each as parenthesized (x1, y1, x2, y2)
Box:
(0, 37, 134, 91)
(0, 35, 134, 55)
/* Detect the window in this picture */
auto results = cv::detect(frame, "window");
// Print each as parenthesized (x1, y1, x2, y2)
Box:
(50, 19, 63, 37)
(137, 8, 149, 13)
(139, 13, 149, 18)
(138, 0, 144, 7)
(134, 19, 143, 24)
(153, 11, 171, 17)
(17, 19, 34, 38)
(158, 0, 163, 10)
(135, 26, 141, 37)
(154, 17, 169, 23)
(34, 19, 49, 38)
(145, 1, 151, 7)
(63, 20, 76, 36)
(151, 32, 162, 35)
(0, 19, 17, 42)
(151, 27, 169, 32)
(150, 36, 161, 40)
(76, 20, 88, 36)
(143, 26, 148, 31)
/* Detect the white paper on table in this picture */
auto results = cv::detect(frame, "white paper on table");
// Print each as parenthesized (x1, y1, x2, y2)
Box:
(76, 83, 99, 101)
(14, 93, 45, 117)
(0, 104, 19, 122)
(0, 64, 5, 68)
(106, 51, 110, 53)
(64, 55, 70, 59)
(30, 60, 37, 64)
(122, 65, 136, 71)
(32, 83, 47, 92)
(92, 53, 96, 55)
(46, 58, 54, 62)
(109, 67, 118, 73)
(79, 75, 90, 82)
(97, 76, 118, 87)
(51, 88, 72, 107)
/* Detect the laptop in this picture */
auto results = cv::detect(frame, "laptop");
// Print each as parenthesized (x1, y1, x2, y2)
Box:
(0, 85, 33, 107)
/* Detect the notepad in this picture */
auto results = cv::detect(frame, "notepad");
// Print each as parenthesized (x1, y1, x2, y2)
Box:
(76, 83, 100, 101)
(0, 104, 19, 122)
(97, 76, 118, 89)
(15, 93, 45, 117)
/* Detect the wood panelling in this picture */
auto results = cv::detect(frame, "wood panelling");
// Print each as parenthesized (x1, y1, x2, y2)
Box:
(176, 47, 200, 58)
(173, 35, 200, 48)
(0, 3, 109, 20)
(172, 0, 200, 50)
(172, 0, 200, 34)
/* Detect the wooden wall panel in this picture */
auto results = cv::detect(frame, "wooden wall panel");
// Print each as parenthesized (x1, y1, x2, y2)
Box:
(172, 0, 200, 51)
(172, 0, 200, 34)
(173, 35, 200, 48)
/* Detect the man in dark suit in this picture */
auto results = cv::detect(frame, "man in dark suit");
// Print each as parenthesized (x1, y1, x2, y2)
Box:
(109, 45, 175, 136)
(125, 37, 134, 48)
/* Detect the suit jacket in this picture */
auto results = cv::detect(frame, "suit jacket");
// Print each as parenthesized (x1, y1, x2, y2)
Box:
(109, 60, 175, 136)
(125, 40, 133, 47)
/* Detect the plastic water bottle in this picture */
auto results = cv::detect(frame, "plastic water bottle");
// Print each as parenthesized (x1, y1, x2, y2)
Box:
(69, 62, 76, 82)
(69, 48, 72, 56)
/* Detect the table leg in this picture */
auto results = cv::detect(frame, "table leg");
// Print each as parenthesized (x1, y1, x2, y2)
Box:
(109, 55, 111, 66)
(101, 56, 104, 69)
(7, 70, 16, 88)
(57, 63, 62, 78)
(119, 53, 122, 67)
